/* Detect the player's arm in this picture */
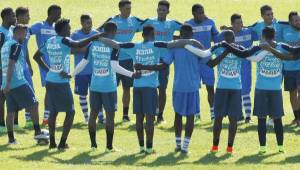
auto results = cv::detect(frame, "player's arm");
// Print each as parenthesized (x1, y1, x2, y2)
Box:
(206, 49, 230, 68)
(184, 44, 212, 58)
(110, 48, 141, 78)
(33, 49, 49, 72)
(4, 44, 21, 94)
(98, 38, 135, 49)
(97, 17, 112, 32)
(62, 33, 103, 48)
(281, 43, 300, 54)
(154, 39, 204, 49)
(134, 62, 167, 71)
(71, 44, 91, 77)
(260, 43, 300, 61)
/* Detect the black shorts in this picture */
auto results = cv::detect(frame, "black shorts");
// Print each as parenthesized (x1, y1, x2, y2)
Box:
(90, 91, 117, 113)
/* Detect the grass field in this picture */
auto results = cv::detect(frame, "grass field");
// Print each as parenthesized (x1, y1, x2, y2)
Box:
(1, 0, 300, 169)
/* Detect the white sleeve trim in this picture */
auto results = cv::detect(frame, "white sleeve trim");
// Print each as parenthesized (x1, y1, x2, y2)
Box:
(72, 59, 89, 77)
(110, 60, 133, 77)
(184, 44, 212, 58)
(246, 50, 269, 62)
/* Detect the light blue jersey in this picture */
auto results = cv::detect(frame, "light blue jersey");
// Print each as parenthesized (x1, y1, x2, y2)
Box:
(40, 36, 72, 83)
(122, 41, 161, 88)
(84, 40, 117, 92)
(282, 25, 300, 71)
(71, 29, 98, 75)
(256, 43, 288, 90)
(0, 26, 13, 70)
(101, 15, 143, 60)
(212, 47, 242, 89)
(1, 39, 27, 89)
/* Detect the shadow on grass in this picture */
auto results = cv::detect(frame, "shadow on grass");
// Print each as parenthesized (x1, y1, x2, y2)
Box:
(11, 148, 60, 161)
(194, 152, 232, 164)
(235, 152, 278, 164)
(0, 143, 39, 153)
(138, 152, 188, 167)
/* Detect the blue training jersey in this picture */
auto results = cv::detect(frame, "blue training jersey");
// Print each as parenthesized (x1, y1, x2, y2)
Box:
(141, 18, 181, 60)
(30, 21, 57, 65)
(84, 40, 118, 92)
(163, 48, 205, 92)
(71, 29, 99, 75)
(211, 46, 242, 89)
(121, 41, 162, 88)
(0, 26, 13, 70)
(282, 25, 300, 71)
(40, 36, 72, 83)
(185, 18, 219, 49)
(100, 15, 143, 61)
(1, 39, 27, 89)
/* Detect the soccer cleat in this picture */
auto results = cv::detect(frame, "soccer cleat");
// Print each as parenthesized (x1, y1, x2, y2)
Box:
(105, 147, 119, 153)
(278, 145, 284, 153)
(181, 149, 188, 154)
(210, 145, 218, 153)
(42, 119, 48, 126)
(122, 116, 130, 122)
(258, 146, 267, 154)
(139, 146, 145, 153)
(226, 146, 233, 154)
(0, 125, 6, 133)
(194, 115, 201, 123)
(8, 139, 17, 145)
(24, 120, 33, 128)
(58, 143, 69, 150)
(145, 148, 155, 154)
(84, 116, 89, 124)
(49, 143, 57, 149)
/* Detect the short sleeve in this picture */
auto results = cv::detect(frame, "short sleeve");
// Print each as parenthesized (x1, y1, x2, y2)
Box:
(162, 50, 174, 65)
(172, 20, 182, 31)
(30, 23, 40, 35)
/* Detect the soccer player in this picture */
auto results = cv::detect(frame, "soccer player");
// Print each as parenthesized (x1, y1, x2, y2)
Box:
(281, 12, 300, 125)
(225, 27, 300, 154)
(30, 4, 61, 125)
(97, 0, 144, 122)
(72, 22, 141, 152)
(140, 0, 182, 123)
(33, 18, 102, 150)
(0, 7, 16, 133)
(185, 4, 219, 122)
(99, 25, 201, 154)
(216, 14, 259, 123)
(1, 24, 48, 144)
(13, 7, 35, 128)
(70, 14, 102, 124)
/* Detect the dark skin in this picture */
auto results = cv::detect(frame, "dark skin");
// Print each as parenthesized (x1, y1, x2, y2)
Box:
(193, 8, 206, 24)
(46, 9, 61, 25)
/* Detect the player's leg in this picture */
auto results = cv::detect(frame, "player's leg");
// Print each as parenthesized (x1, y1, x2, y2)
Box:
(145, 114, 155, 154)
(257, 117, 267, 153)
(174, 113, 182, 151)
(41, 70, 50, 126)
(227, 116, 237, 154)
(6, 112, 16, 144)
(206, 85, 215, 120)
(88, 91, 101, 149)
(58, 110, 75, 150)
(133, 88, 145, 152)
(241, 60, 252, 123)
(75, 75, 90, 123)
(24, 66, 34, 127)
(284, 71, 299, 124)
(48, 111, 58, 149)
(157, 66, 169, 123)
(202, 65, 215, 121)
(14, 111, 19, 128)
(0, 91, 6, 132)
(181, 114, 194, 154)
(122, 86, 131, 121)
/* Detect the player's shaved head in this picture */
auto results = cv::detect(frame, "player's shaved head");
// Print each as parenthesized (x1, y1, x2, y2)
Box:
(158, 0, 170, 9)
(192, 4, 205, 22)
(47, 4, 61, 22)
(262, 27, 275, 40)
(223, 30, 235, 43)
(180, 24, 193, 39)
(1, 7, 16, 26)
(142, 25, 155, 40)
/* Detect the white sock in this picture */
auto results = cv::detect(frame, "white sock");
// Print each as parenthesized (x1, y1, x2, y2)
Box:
(79, 96, 89, 120)
(242, 94, 252, 118)
(43, 110, 50, 120)
(181, 137, 191, 152)
(210, 107, 215, 118)
(176, 136, 181, 149)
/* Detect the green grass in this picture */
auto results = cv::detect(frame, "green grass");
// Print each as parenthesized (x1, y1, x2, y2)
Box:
(1, 0, 300, 169)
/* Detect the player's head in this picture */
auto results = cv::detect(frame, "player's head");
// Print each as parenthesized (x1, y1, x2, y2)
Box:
(262, 27, 275, 41)
(231, 13, 243, 32)
(289, 11, 300, 30)
(142, 25, 155, 41)
(80, 14, 92, 32)
(260, 5, 273, 24)
(180, 24, 193, 39)
(16, 7, 30, 25)
(223, 30, 235, 43)
(1, 7, 16, 26)
(12, 24, 27, 43)
(55, 18, 71, 37)
(104, 22, 117, 38)
(157, 0, 170, 19)
(119, 0, 131, 18)
(47, 4, 61, 22)
(192, 4, 205, 21)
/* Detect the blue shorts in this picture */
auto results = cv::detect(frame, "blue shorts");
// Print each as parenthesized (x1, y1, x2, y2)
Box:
(117, 59, 133, 88)
(90, 91, 117, 113)
(75, 74, 91, 96)
(5, 84, 37, 113)
(173, 91, 200, 116)
(199, 62, 215, 86)
(253, 89, 284, 119)
(133, 87, 158, 115)
(46, 82, 74, 113)
(158, 62, 170, 89)
(24, 67, 34, 90)
(283, 70, 300, 91)
(241, 60, 252, 95)
(214, 89, 242, 119)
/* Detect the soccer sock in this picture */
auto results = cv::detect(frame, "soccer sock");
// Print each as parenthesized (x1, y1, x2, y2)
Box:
(242, 94, 252, 118)
(273, 118, 284, 146)
(228, 117, 237, 148)
(213, 117, 223, 146)
(59, 137, 67, 147)
(7, 131, 15, 142)
(14, 112, 19, 125)
(123, 107, 129, 117)
(43, 110, 50, 120)
(106, 129, 113, 150)
(176, 136, 181, 149)
(258, 118, 267, 146)
(139, 139, 144, 147)
(182, 137, 191, 152)
(33, 124, 41, 136)
(210, 107, 215, 118)
(89, 130, 97, 148)
(79, 96, 89, 120)
(146, 141, 153, 149)
(25, 112, 31, 121)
